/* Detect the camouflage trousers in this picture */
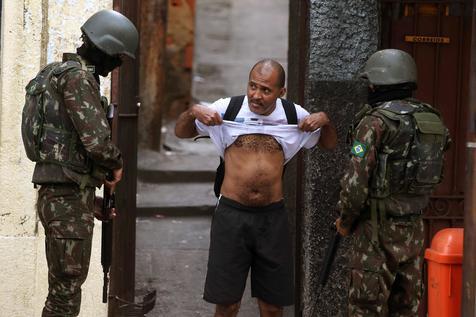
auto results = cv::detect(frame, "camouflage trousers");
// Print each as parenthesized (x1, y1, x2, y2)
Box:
(37, 184, 95, 317)
(348, 216, 424, 317)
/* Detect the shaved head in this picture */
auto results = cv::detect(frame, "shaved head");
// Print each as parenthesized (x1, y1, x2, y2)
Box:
(250, 59, 286, 88)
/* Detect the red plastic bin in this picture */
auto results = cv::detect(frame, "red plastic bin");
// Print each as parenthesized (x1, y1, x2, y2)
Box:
(424, 228, 464, 317)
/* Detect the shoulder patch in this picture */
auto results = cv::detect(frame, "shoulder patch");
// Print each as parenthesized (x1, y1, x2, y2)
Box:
(351, 140, 367, 158)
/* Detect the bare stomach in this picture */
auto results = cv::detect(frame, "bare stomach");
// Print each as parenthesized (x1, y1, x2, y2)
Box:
(220, 134, 285, 206)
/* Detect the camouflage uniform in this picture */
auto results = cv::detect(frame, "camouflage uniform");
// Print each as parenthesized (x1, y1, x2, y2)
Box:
(338, 98, 449, 316)
(33, 53, 122, 317)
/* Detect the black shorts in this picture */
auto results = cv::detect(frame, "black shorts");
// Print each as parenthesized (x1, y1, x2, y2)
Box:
(203, 196, 294, 306)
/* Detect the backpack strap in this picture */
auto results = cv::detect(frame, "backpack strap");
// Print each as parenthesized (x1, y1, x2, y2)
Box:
(224, 96, 297, 124)
(223, 95, 245, 121)
(214, 96, 245, 198)
(280, 98, 298, 124)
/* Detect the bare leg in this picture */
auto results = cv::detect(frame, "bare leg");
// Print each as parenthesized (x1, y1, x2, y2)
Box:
(258, 299, 283, 317)
(214, 302, 241, 317)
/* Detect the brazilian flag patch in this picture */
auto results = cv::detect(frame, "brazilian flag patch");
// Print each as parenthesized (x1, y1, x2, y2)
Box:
(351, 141, 367, 158)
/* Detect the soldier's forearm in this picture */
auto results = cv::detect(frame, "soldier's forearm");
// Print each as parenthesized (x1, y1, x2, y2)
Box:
(85, 142, 123, 170)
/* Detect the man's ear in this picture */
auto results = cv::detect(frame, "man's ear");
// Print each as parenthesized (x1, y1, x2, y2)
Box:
(279, 87, 287, 98)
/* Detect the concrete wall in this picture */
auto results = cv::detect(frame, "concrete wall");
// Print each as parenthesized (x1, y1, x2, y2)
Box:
(296, 1, 379, 316)
(0, 1, 111, 316)
(192, 0, 289, 103)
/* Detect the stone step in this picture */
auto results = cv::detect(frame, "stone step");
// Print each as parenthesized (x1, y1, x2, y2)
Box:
(136, 182, 217, 217)
(138, 149, 219, 184)
(137, 170, 216, 183)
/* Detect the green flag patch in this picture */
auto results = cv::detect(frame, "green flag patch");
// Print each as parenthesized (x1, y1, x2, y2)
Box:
(351, 141, 367, 158)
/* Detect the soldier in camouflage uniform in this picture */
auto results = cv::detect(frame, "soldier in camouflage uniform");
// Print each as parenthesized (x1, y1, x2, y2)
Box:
(335, 49, 450, 316)
(24, 10, 138, 317)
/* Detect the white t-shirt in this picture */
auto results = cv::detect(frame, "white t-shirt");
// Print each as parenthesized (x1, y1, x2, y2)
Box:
(195, 96, 320, 163)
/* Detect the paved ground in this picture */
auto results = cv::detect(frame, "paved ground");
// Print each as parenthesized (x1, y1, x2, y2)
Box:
(136, 216, 259, 317)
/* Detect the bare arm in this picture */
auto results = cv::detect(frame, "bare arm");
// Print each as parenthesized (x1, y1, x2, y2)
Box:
(175, 104, 223, 139)
(175, 107, 198, 138)
(299, 112, 337, 150)
(318, 120, 337, 150)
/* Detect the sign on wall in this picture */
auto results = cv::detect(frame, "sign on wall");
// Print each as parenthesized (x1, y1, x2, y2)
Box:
(404, 35, 451, 44)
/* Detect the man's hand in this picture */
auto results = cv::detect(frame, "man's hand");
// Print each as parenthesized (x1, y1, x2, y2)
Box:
(299, 112, 330, 132)
(335, 217, 351, 237)
(191, 104, 223, 126)
(104, 167, 123, 194)
(93, 196, 117, 221)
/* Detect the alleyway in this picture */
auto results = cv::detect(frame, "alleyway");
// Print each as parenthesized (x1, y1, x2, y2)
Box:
(134, 0, 290, 316)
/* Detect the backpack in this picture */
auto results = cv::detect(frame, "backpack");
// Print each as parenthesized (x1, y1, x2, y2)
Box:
(368, 99, 449, 199)
(213, 95, 298, 198)
(21, 61, 92, 174)
(21, 62, 61, 162)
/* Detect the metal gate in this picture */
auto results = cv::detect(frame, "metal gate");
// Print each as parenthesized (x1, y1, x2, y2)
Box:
(380, 0, 472, 314)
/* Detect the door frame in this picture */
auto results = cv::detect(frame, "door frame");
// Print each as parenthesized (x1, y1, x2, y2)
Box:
(108, 1, 140, 316)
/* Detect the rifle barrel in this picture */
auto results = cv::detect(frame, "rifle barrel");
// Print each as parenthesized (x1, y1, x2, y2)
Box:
(317, 231, 341, 287)
(103, 272, 109, 303)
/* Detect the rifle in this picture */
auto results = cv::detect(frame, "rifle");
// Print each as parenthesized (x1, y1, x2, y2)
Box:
(317, 228, 341, 287)
(309, 225, 341, 317)
(101, 102, 117, 303)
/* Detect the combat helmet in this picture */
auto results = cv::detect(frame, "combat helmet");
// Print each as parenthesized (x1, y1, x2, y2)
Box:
(81, 10, 139, 59)
(360, 49, 417, 86)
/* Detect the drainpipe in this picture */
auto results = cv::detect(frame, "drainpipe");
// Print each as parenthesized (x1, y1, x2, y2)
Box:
(461, 0, 476, 315)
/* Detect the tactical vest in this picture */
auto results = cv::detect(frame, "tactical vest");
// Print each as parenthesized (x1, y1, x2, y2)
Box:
(363, 99, 448, 200)
(22, 61, 93, 174)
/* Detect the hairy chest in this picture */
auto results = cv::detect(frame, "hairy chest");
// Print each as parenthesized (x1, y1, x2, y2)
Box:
(232, 134, 282, 153)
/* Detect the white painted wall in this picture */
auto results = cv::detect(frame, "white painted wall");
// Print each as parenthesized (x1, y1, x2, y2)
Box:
(0, 1, 111, 316)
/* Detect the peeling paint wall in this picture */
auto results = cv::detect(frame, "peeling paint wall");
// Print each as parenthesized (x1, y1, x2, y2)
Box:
(0, 0, 111, 316)
(47, 0, 112, 96)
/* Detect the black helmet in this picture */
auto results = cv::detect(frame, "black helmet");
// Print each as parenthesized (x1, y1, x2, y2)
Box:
(81, 10, 139, 59)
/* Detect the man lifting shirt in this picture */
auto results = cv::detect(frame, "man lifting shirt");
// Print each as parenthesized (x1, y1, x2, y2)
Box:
(195, 96, 321, 163)
(175, 59, 337, 317)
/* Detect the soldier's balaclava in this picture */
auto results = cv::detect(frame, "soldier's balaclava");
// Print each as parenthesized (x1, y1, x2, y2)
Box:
(77, 35, 122, 80)
(367, 83, 416, 106)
